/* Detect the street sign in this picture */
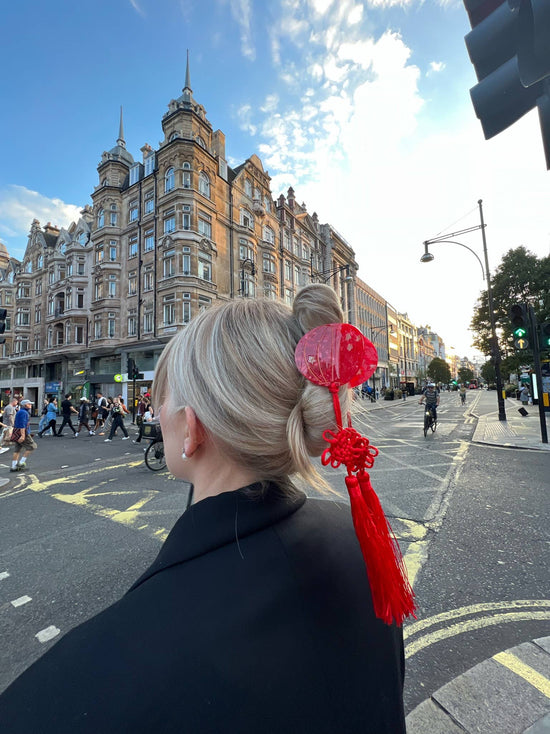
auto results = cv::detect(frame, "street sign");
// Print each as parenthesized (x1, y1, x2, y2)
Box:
(114, 374, 124, 383)
(515, 337, 529, 350)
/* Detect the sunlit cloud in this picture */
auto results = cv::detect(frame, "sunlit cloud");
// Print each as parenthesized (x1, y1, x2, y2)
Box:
(129, 0, 146, 17)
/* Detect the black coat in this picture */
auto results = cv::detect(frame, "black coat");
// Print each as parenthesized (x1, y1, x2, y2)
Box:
(0, 484, 406, 733)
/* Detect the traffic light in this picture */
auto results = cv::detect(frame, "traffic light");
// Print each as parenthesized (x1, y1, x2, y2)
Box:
(127, 357, 135, 377)
(0, 308, 6, 345)
(462, 0, 550, 168)
(509, 303, 529, 349)
(540, 321, 550, 350)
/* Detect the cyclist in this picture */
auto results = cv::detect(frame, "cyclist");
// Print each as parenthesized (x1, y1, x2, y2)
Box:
(459, 383, 467, 405)
(419, 382, 440, 421)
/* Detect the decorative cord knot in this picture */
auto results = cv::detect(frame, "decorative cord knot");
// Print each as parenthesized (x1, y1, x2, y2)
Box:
(321, 427, 379, 474)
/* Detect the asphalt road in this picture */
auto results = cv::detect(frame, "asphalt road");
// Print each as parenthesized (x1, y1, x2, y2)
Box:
(0, 394, 548, 718)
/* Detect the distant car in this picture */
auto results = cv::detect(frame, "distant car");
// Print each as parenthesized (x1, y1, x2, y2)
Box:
(468, 382, 477, 389)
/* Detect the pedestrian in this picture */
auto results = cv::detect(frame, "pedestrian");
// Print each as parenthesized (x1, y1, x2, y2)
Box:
(0, 284, 410, 733)
(1, 397, 18, 446)
(133, 405, 154, 443)
(95, 392, 109, 435)
(37, 398, 58, 438)
(103, 397, 115, 432)
(75, 398, 95, 436)
(104, 399, 129, 441)
(56, 394, 78, 436)
(519, 385, 530, 406)
(9, 399, 36, 473)
(38, 398, 51, 435)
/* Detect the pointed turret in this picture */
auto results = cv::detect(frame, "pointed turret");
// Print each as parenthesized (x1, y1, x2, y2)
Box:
(184, 49, 192, 95)
(105, 106, 134, 166)
(117, 106, 126, 148)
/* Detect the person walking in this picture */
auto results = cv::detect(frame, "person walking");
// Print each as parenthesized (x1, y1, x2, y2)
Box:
(519, 384, 530, 406)
(0, 284, 409, 733)
(1, 397, 18, 447)
(56, 394, 78, 436)
(37, 398, 58, 438)
(75, 398, 95, 437)
(133, 405, 154, 443)
(10, 399, 36, 473)
(37, 398, 51, 435)
(94, 392, 109, 435)
(104, 399, 129, 441)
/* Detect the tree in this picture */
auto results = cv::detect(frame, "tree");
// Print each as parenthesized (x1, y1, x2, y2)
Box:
(471, 247, 550, 359)
(427, 357, 451, 384)
(458, 367, 474, 384)
(480, 361, 496, 384)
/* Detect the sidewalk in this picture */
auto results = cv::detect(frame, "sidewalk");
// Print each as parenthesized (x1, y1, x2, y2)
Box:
(472, 397, 550, 451)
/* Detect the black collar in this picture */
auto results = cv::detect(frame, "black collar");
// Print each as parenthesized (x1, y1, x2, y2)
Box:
(129, 483, 306, 592)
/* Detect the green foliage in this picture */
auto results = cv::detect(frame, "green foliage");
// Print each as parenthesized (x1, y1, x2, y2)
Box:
(427, 357, 451, 384)
(457, 367, 474, 384)
(480, 360, 496, 384)
(471, 246, 550, 358)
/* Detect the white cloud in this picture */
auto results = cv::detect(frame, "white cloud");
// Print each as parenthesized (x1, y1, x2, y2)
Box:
(428, 61, 446, 74)
(129, 0, 146, 16)
(226, 0, 256, 60)
(0, 185, 82, 259)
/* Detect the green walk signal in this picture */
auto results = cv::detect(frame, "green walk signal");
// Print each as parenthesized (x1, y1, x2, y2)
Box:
(540, 321, 550, 350)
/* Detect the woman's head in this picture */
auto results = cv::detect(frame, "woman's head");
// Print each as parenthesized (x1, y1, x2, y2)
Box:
(154, 284, 350, 489)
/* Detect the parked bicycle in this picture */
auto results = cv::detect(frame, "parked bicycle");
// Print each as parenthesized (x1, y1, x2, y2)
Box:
(141, 421, 166, 471)
(423, 406, 437, 437)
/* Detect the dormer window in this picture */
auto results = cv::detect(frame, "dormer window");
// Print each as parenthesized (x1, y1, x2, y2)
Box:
(144, 153, 156, 177)
(129, 164, 141, 186)
(165, 167, 175, 193)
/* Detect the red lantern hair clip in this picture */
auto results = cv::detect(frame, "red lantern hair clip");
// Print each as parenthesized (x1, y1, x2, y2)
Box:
(295, 323, 415, 626)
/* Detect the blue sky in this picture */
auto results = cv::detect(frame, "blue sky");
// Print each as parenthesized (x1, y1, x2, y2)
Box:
(1, 0, 549, 358)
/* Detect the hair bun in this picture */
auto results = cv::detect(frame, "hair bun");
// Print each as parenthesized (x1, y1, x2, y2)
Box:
(292, 283, 344, 334)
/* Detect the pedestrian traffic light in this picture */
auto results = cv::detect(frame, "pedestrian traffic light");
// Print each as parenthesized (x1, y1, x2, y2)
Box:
(509, 303, 530, 349)
(127, 357, 135, 377)
(540, 321, 550, 350)
(462, 0, 550, 168)
(0, 308, 6, 345)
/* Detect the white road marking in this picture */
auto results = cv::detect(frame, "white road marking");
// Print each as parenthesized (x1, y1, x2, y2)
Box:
(35, 625, 61, 643)
(0, 571, 10, 581)
(11, 595, 32, 607)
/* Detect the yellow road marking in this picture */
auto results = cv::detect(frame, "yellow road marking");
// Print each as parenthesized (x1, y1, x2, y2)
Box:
(405, 611, 550, 659)
(404, 600, 550, 638)
(494, 651, 550, 698)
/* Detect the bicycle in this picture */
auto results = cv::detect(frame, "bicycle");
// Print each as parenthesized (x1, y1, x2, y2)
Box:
(423, 405, 437, 437)
(142, 422, 166, 472)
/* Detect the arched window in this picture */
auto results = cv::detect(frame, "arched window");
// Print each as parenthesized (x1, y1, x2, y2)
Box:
(110, 204, 118, 226)
(198, 172, 210, 198)
(165, 167, 175, 193)
(97, 208, 105, 228)
(183, 161, 191, 189)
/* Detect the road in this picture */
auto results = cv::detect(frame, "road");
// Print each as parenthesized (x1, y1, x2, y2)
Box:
(0, 392, 548, 722)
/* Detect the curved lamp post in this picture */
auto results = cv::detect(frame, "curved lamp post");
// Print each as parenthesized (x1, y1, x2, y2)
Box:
(420, 199, 506, 421)
(239, 258, 256, 297)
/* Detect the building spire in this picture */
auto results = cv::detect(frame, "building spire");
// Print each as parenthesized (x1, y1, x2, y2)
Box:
(117, 106, 126, 149)
(183, 49, 192, 94)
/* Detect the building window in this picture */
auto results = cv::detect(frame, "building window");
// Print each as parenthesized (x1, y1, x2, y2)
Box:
(239, 240, 253, 260)
(34, 335, 40, 351)
(67, 262, 73, 277)
(129, 165, 141, 186)
(198, 296, 211, 312)
(110, 205, 118, 226)
(263, 282, 277, 300)
(17, 283, 30, 298)
(108, 276, 117, 298)
(95, 245, 104, 264)
(37, 255, 43, 269)
(285, 288, 293, 305)
(183, 293, 191, 323)
(143, 266, 154, 291)
(35, 305, 41, 323)
(94, 319, 102, 339)
(128, 272, 137, 296)
(163, 250, 176, 278)
(94, 279, 103, 301)
(143, 310, 153, 334)
(244, 179, 252, 197)
(183, 254, 191, 275)
(47, 328, 52, 348)
(48, 297, 55, 315)
(65, 291, 72, 310)
(129, 200, 139, 222)
(35, 281, 42, 296)
(163, 294, 176, 325)
(77, 259, 85, 275)
(129, 235, 138, 258)
(198, 216, 211, 239)
(165, 167, 175, 192)
(75, 326, 84, 344)
(240, 209, 253, 229)
(144, 229, 154, 252)
(144, 154, 156, 177)
(263, 226, 275, 244)
(198, 252, 212, 281)
(127, 315, 137, 337)
(164, 210, 176, 234)
(109, 244, 117, 262)
(183, 213, 190, 230)
(285, 260, 292, 281)
(199, 172, 210, 198)
(97, 208, 104, 228)
(16, 309, 30, 326)
(284, 232, 291, 250)
(183, 162, 191, 189)
(77, 291, 84, 308)
(49, 270, 55, 285)
(144, 190, 154, 214)
(262, 253, 276, 274)
(25, 261, 32, 274)
(264, 194, 271, 212)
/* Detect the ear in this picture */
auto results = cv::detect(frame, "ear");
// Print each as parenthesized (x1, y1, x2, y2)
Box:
(182, 406, 206, 458)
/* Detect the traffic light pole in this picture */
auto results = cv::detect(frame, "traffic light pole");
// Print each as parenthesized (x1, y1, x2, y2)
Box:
(478, 200, 507, 422)
(528, 306, 548, 444)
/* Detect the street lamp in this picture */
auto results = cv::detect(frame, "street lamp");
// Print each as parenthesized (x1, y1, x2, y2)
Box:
(368, 324, 396, 394)
(316, 263, 353, 284)
(239, 258, 256, 297)
(420, 199, 506, 421)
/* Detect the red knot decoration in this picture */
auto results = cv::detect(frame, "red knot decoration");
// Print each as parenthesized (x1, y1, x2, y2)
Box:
(295, 322, 415, 627)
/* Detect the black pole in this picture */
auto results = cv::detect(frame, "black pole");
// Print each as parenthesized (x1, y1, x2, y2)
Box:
(478, 200, 506, 421)
(132, 375, 136, 424)
(528, 306, 548, 444)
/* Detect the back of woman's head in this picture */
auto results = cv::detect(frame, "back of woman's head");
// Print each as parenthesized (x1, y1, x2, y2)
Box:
(154, 284, 350, 488)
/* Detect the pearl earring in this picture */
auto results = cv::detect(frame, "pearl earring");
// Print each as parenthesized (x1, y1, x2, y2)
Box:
(181, 451, 187, 460)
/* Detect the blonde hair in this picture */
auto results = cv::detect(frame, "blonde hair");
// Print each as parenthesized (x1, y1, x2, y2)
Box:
(153, 284, 350, 492)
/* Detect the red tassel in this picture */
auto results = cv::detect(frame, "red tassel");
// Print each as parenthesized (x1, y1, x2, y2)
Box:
(346, 474, 416, 626)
